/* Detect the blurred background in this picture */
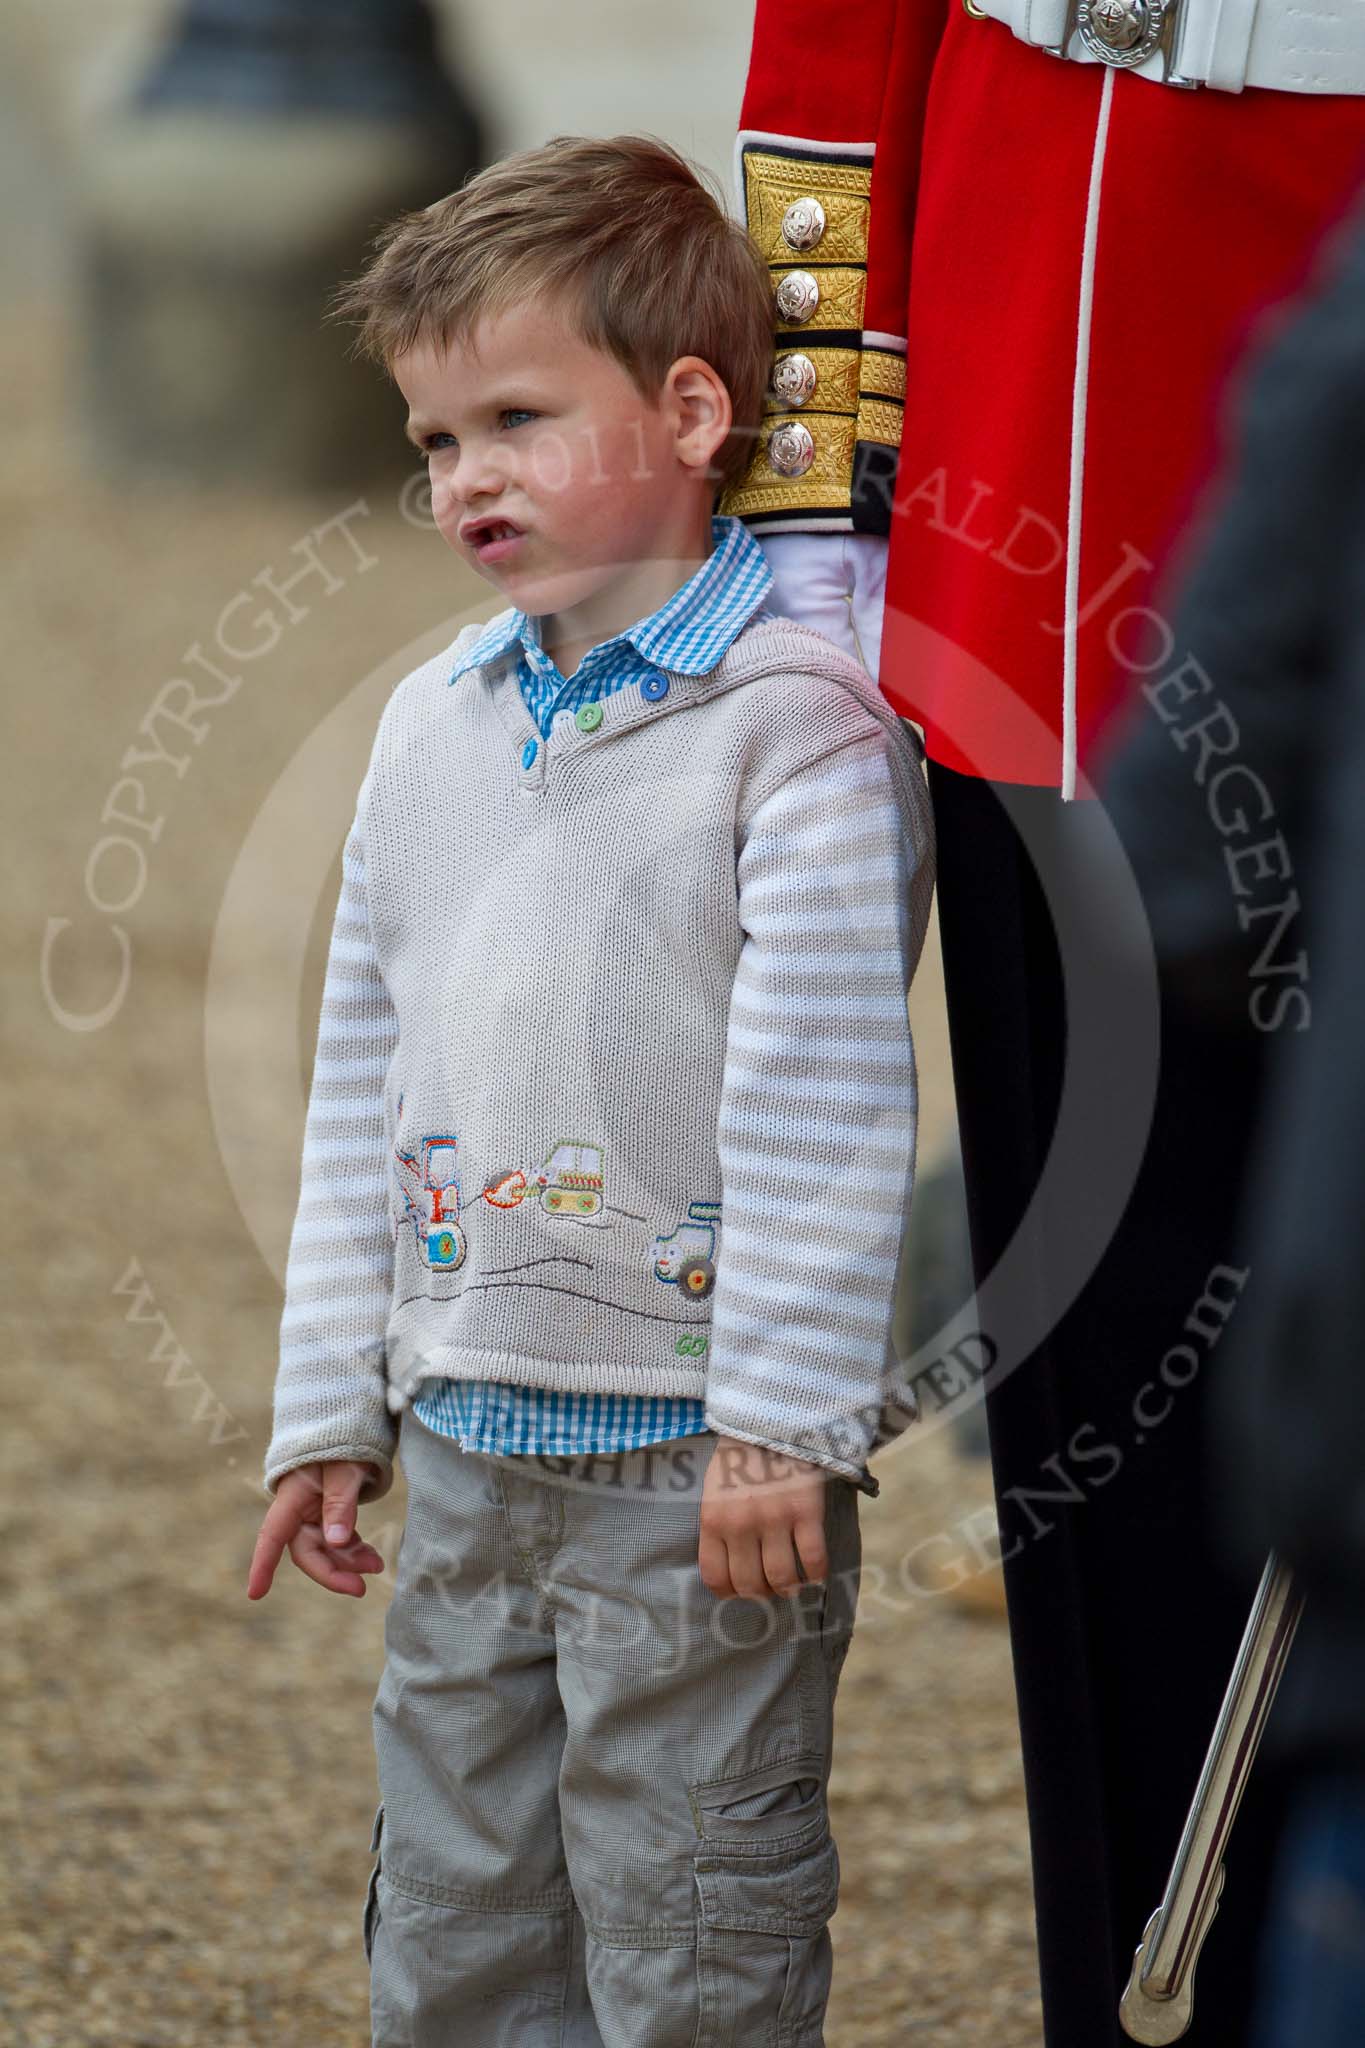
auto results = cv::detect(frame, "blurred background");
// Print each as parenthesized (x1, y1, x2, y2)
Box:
(2, 4, 1036, 2042)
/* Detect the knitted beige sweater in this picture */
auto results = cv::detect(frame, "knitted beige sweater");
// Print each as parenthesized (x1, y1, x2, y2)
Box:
(263, 610, 936, 1504)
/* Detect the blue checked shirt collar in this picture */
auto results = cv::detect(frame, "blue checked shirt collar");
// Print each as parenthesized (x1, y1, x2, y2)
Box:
(449, 514, 774, 695)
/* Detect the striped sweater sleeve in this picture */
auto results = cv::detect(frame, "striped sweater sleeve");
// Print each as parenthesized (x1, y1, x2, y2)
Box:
(262, 807, 400, 1505)
(704, 731, 925, 1495)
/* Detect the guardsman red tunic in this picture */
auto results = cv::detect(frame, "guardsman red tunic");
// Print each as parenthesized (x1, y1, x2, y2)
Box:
(719, 0, 1365, 790)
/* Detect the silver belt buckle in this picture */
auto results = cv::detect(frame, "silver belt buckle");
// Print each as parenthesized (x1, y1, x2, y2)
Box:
(1049, 0, 1202, 86)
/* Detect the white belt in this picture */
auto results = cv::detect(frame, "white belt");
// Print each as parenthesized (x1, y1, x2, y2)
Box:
(966, 0, 1365, 91)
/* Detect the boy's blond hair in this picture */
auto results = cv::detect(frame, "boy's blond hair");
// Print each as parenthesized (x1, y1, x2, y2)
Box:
(329, 134, 774, 496)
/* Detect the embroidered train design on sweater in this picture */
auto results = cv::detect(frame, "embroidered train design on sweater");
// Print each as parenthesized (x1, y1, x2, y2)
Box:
(392, 1097, 720, 1352)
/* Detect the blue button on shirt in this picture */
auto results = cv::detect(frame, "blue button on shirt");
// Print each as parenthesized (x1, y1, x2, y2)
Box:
(410, 513, 774, 1458)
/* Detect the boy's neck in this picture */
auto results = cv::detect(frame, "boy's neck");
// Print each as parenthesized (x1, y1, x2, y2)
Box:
(538, 504, 717, 680)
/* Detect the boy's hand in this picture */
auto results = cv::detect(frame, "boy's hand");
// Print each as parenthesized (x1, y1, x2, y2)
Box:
(246, 1460, 387, 1600)
(698, 1437, 830, 1600)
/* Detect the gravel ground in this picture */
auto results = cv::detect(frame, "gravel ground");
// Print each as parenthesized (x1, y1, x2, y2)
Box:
(3, 244, 1044, 2048)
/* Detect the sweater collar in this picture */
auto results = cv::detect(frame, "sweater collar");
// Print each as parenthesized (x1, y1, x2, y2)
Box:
(448, 514, 774, 686)
(455, 591, 927, 810)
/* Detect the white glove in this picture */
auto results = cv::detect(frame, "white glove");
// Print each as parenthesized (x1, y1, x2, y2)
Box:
(756, 531, 889, 683)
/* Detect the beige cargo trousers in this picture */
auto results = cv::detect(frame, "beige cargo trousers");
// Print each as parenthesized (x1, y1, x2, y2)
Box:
(364, 1404, 862, 2046)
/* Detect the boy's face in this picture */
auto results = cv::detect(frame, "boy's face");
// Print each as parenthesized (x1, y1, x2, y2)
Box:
(392, 296, 726, 625)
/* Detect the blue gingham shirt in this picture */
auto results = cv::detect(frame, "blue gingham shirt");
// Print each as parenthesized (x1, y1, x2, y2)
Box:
(410, 513, 774, 1456)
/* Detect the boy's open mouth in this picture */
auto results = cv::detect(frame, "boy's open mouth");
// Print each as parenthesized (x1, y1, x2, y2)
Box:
(461, 516, 526, 564)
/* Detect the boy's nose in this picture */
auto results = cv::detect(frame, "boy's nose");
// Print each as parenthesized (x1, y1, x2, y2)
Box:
(434, 470, 506, 537)
(449, 447, 508, 505)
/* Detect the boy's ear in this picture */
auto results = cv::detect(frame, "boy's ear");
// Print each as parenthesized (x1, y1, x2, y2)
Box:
(667, 356, 732, 478)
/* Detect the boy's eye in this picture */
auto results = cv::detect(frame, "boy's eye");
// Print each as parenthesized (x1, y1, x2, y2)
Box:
(421, 410, 536, 454)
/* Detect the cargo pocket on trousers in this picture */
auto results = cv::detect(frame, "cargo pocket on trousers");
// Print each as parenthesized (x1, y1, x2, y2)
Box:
(361, 1801, 384, 1966)
(692, 1805, 840, 2044)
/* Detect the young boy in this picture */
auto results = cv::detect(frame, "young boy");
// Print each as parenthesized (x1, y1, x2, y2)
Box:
(246, 134, 935, 2046)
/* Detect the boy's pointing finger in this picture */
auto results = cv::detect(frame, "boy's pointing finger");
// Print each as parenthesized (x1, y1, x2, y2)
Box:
(245, 1482, 314, 1599)
(245, 1508, 295, 1600)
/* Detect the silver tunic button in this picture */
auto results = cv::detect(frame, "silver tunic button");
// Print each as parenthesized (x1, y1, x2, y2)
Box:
(771, 351, 817, 407)
(774, 269, 820, 324)
(767, 420, 815, 479)
(780, 197, 826, 253)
